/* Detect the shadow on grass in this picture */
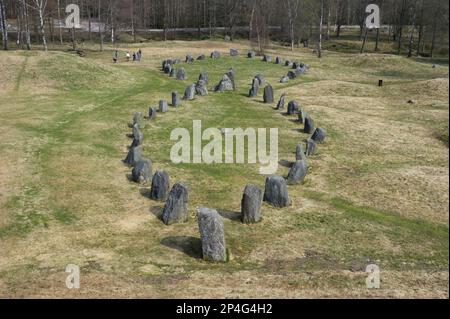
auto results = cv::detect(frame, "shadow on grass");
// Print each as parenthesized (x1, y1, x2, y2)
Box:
(217, 209, 241, 222)
(161, 236, 202, 259)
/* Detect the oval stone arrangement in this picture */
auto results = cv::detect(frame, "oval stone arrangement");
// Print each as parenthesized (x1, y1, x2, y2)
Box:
(121, 51, 323, 264)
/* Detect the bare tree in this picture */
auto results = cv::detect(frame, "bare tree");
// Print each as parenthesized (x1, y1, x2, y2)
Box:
(284, 0, 300, 51)
(0, 0, 7, 50)
(318, 0, 324, 58)
(29, 0, 48, 51)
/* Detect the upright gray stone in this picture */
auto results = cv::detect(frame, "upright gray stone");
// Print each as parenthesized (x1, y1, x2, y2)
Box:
(132, 112, 144, 128)
(263, 54, 272, 62)
(195, 80, 208, 96)
(214, 74, 234, 92)
(248, 51, 256, 58)
(197, 207, 227, 262)
(298, 107, 307, 124)
(183, 84, 196, 100)
(296, 143, 307, 162)
(287, 70, 297, 79)
(131, 158, 152, 184)
(124, 145, 143, 167)
(241, 184, 263, 224)
(185, 54, 194, 63)
(226, 68, 236, 91)
(159, 100, 169, 113)
(148, 107, 157, 120)
(230, 48, 239, 56)
(275, 56, 282, 64)
(176, 68, 186, 80)
(305, 138, 317, 156)
(150, 170, 170, 201)
(255, 74, 265, 86)
(199, 72, 208, 84)
(286, 160, 308, 185)
(169, 68, 177, 78)
(248, 77, 260, 97)
(197, 54, 206, 60)
(263, 175, 291, 207)
(163, 63, 172, 74)
(130, 129, 143, 148)
(285, 60, 292, 67)
(280, 75, 289, 83)
(132, 123, 140, 139)
(263, 85, 274, 103)
(162, 182, 189, 225)
(276, 93, 286, 110)
(311, 127, 326, 143)
(211, 51, 221, 59)
(287, 100, 299, 115)
(304, 116, 315, 134)
(172, 91, 181, 107)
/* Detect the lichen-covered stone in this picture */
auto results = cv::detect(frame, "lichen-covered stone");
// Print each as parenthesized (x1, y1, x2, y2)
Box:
(286, 160, 308, 184)
(263, 175, 291, 207)
(150, 170, 170, 201)
(197, 207, 227, 262)
(241, 184, 263, 224)
(162, 182, 189, 225)
(131, 158, 152, 183)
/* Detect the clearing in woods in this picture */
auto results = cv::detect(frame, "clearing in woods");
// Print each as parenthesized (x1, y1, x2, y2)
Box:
(0, 40, 448, 298)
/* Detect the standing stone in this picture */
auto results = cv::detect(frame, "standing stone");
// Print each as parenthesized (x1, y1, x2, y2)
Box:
(132, 112, 144, 128)
(172, 91, 181, 107)
(247, 51, 256, 58)
(311, 127, 326, 143)
(263, 175, 291, 207)
(286, 160, 308, 185)
(305, 138, 317, 156)
(248, 77, 259, 97)
(124, 145, 143, 167)
(211, 51, 221, 59)
(230, 48, 239, 56)
(280, 75, 289, 83)
(183, 84, 196, 100)
(275, 56, 282, 64)
(241, 184, 263, 224)
(263, 54, 272, 62)
(162, 182, 189, 225)
(287, 70, 297, 79)
(150, 170, 170, 201)
(148, 107, 157, 120)
(276, 93, 286, 110)
(255, 74, 265, 86)
(263, 85, 274, 103)
(197, 54, 206, 60)
(132, 123, 140, 139)
(199, 72, 208, 84)
(195, 80, 208, 96)
(296, 143, 307, 161)
(163, 63, 172, 74)
(226, 68, 236, 91)
(214, 74, 234, 92)
(159, 100, 169, 113)
(176, 68, 186, 80)
(197, 207, 227, 262)
(169, 68, 177, 78)
(130, 129, 143, 148)
(131, 158, 152, 184)
(287, 100, 299, 115)
(185, 54, 194, 63)
(298, 107, 307, 124)
(304, 116, 315, 134)
(285, 60, 292, 67)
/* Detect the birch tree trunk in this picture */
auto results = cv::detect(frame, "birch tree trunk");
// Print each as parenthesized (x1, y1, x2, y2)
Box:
(318, 0, 324, 58)
(0, 0, 8, 50)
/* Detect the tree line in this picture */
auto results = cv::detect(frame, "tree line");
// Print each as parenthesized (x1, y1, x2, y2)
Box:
(0, 0, 448, 57)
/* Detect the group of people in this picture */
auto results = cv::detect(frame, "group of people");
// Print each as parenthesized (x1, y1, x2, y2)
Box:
(113, 49, 143, 63)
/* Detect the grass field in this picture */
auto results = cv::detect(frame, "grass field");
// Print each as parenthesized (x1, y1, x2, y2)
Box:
(0, 40, 448, 298)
